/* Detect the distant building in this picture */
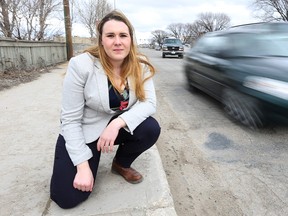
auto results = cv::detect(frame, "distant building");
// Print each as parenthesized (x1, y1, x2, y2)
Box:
(53, 36, 96, 54)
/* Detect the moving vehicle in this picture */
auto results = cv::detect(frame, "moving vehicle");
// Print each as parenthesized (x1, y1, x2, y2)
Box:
(230, 22, 288, 32)
(162, 38, 184, 58)
(184, 25, 288, 129)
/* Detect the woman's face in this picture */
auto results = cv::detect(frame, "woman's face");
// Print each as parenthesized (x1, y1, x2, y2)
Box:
(101, 20, 131, 65)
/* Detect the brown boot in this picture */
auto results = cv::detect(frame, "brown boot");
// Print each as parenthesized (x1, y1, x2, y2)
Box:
(111, 159, 143, 184)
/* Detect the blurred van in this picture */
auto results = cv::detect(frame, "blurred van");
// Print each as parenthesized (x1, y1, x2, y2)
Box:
(184, 22, 288, 129)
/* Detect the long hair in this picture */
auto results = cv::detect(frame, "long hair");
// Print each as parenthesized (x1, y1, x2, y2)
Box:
(84, 10, 155, 101)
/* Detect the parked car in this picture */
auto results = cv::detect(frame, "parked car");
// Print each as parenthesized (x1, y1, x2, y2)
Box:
(184, 25, 288, 129)
(162, 38, 184, 58)
(155, 45, 161, 51)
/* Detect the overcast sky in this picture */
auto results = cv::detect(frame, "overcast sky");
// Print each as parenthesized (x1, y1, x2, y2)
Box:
(72, 0, 260, 41)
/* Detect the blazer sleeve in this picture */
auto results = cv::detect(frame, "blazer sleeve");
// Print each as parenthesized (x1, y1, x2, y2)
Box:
(60, 56, 93, 166)
(119, 65, 157, 134)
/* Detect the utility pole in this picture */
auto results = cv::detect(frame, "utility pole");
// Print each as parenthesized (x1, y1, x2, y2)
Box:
(63, 0, 73, 60)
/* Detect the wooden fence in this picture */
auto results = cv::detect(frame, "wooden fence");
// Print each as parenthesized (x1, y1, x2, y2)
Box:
(0, 38, 67, 72)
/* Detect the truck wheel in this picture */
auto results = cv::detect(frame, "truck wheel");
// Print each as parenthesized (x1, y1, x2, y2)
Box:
(162, 53, 165, 58)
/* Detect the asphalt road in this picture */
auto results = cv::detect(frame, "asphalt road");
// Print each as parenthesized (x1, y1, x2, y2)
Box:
(141, 48, 288, 216)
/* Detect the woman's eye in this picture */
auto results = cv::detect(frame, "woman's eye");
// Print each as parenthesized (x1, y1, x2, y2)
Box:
(107, 35, 114, 38)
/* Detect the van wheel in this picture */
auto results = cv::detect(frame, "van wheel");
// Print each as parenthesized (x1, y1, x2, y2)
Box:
(222, 89, 265, 129)
(184, 67, 198, 92)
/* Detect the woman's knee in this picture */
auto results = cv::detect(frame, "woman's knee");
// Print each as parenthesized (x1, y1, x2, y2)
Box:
(50, 188, 90, 209)
(144, 117, 161, 138)
(136, 117, 161, 143)
(51, 197, 81, 209)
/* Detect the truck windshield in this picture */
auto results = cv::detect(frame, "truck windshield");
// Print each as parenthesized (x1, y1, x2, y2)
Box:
(164, 39, 182, 44)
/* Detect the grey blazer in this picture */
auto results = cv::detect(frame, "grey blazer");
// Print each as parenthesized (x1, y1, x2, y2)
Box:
(60, 53, 157, 166)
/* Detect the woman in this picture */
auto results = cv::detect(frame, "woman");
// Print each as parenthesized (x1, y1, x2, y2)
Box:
(50, 10, 161, 209)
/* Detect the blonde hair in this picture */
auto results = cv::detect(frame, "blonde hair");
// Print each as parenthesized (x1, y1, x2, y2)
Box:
(84, 10, 155, 101)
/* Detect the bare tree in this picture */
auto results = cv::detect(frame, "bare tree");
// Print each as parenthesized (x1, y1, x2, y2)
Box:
(0, 0, 61, 40)
(0, 0, 10, 37)
(150, 12, 230, 46)
(0, 0, 20, 38)
(195, 12, 231, 33)
(151, 29, 169, 46)
(166, 23, 185, 39)
(182, 23, 206, 45)
(253, 0, 288, 21)
(21, 0, 39, 40)
(36, 0, 62, 40)
(159, 12, 230, 45)
(75, 0, 112, 38)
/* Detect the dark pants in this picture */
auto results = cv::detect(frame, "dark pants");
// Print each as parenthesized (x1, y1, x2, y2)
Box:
(50, 116, 160, 209)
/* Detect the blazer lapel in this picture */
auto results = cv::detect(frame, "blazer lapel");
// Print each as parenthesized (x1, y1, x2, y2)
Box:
(127, 77, 136, 108)
(93, 60, 114, 114)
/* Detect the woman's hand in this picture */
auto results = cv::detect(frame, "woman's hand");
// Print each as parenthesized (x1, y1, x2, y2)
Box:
(73, 161, 94, 192)
(97, 117, 126, 153)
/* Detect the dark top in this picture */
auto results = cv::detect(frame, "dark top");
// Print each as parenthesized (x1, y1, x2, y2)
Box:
(108, 79, 129, 111)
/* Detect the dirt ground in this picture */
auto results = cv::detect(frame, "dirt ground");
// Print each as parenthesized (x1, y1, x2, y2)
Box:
(155, 96, 203, 216)
(0, 67, 52, 91)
